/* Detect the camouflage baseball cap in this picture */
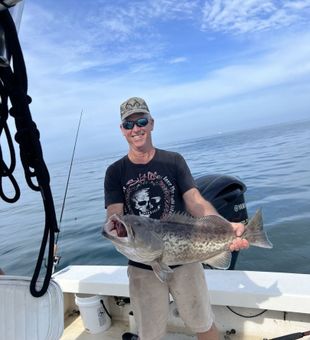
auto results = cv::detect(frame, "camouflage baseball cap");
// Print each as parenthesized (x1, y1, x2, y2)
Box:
(120, 97, 150, 120)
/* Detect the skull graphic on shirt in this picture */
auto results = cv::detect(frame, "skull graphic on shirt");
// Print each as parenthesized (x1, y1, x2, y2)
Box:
(131, 188, 161, 217)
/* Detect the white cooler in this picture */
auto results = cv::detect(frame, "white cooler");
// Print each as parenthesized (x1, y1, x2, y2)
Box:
(0, 275, 64, 340)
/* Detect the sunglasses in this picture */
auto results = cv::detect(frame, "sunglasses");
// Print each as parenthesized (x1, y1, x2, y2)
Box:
(122, 117, 149, 130)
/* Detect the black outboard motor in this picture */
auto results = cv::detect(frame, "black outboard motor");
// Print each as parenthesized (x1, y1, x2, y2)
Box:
(195, 174, 248, 270)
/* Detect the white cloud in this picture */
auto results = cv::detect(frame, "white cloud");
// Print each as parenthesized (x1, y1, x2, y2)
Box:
(169, 57, 188, 64)
(284, 1, 310, 10)
(148, 0, 199, 18)
(10, 0, 310, 162)
(24, 32, 310, 160)
(201, 0, 310, 34)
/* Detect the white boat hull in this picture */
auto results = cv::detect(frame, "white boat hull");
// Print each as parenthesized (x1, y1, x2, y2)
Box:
(53, 265, 310, 340)
(1, 266, 309, 339)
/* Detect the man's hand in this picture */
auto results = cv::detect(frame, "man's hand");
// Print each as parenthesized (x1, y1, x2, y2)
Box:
(230, 222, 249, 252)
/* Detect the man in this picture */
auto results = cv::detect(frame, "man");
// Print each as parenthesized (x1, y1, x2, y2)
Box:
(104, 97, 248, 340)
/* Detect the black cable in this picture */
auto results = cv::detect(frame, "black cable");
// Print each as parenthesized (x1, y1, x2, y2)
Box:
(226, 305, 268, 318)
(100, 299, 112, 320)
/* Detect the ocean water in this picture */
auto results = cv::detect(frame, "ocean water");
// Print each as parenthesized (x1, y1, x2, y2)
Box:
(1, 119, 310, 276)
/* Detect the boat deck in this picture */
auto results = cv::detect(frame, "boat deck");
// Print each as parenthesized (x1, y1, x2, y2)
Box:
(61, 312, 279, 340)
(62, 313, 196, 340)
(63, 314, 128, 340)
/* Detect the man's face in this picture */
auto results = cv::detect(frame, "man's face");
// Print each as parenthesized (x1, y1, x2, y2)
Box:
(120, 113, 154, 150)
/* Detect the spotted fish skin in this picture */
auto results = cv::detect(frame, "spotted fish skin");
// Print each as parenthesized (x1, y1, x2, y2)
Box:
(102, 209, 272, 281)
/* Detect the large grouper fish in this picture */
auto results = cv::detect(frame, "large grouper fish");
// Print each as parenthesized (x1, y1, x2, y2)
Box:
(102, 209, 273, 281)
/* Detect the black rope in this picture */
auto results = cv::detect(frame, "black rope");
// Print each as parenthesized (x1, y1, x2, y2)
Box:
(0, 1, 11, 9)
(0, 9, 58, 297)
(0, 80, 20, 202)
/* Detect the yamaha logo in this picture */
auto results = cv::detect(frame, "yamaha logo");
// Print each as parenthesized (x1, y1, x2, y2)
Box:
(234, 203, 246, 212)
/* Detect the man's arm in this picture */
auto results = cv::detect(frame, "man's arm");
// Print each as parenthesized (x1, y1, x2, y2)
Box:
(106, 203, 124, 219)
(183, 188, 249, 251)
(183, 187, 219, 217)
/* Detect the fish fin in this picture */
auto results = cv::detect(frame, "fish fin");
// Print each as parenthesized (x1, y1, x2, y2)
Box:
(202, 251, 232, 269)
(161, 212, 196, 225)
(245, 209, 273, 248)
(151, 261, 173, 282)
(161, 212, 225, 227)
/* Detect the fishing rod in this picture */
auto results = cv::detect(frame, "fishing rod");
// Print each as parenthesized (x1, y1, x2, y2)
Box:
(52, 109, 84, 273)
(266, 330, 310, 340)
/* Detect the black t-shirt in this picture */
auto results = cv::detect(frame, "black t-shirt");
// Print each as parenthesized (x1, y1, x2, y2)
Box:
(104, 148, 196, 219)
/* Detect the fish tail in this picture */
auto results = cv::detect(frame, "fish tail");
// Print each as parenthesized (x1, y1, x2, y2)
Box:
(244, 209, 273, 248)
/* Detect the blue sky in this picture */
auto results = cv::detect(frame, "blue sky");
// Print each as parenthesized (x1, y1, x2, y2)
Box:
(11, 0, 310, 162)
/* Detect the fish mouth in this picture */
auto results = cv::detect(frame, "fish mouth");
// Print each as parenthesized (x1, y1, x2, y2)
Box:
(102, 214, 131, 243)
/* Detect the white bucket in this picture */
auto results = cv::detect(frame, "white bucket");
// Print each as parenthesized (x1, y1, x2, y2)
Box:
(75, 294, 111, 334)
